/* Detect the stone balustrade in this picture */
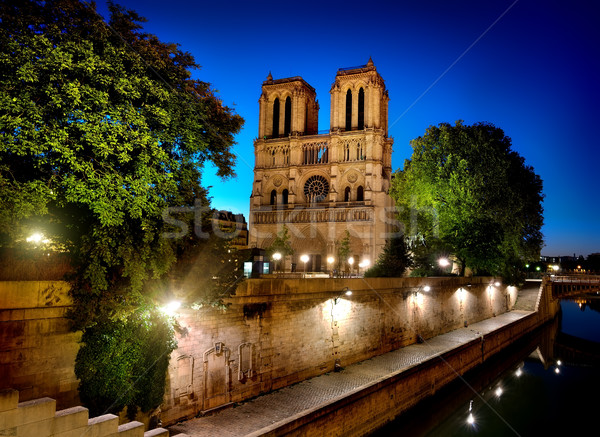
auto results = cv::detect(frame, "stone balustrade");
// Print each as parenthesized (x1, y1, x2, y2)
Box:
(0, 389, 179, 437)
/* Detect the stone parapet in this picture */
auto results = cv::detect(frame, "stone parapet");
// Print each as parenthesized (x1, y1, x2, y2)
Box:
(0, 389, 168, 437)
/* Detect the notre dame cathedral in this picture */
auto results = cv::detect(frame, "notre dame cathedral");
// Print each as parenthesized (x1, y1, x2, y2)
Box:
(249, 58, 396, 272)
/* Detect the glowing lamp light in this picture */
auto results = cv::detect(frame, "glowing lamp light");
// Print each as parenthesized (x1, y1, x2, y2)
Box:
(495, 387, 503, 397)
(348, 257, 354, 265)
(494, 281, 501, 287)
(327, 256, 335, 264)
(272, 252, 282, 261)
(554, 367, 560, 374)
(552, 265, 559, 271)
(27, 232, 49, 244)
(438, 257, 450, 268)
(162, 300, 181, 316)
(557, 360, 562, 366)
(515, 368, 522, 377)
(334, 287, 353, 304)
(423, 285, 431, 292)
(536, 266, 541, 271)
(300, 254, 309, 263)
(467, 413, 475, 425)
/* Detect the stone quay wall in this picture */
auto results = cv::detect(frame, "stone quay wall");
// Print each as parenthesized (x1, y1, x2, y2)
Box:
(162, 276, 515, 424)
(0, 278, 518, 427)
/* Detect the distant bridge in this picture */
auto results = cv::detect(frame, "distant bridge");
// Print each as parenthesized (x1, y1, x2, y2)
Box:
(548, 275, 600, 298)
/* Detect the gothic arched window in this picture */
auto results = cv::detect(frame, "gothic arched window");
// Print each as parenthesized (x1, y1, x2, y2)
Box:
(282, 189, 289, 205)
(344, 186, 351, 202)
(284, 96, 292, 136)
(270, 189, 277, 206)
(357, 185, 364, 201)
(345, 89, 352, 131)
(358, 88, 365, 130)
(272, 98, 280, 137)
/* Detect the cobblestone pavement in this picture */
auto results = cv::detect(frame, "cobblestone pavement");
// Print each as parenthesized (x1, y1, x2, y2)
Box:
(168, 287, 540, 436)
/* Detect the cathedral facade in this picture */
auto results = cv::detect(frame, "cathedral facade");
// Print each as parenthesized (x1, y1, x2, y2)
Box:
(249, 59, 396, 273)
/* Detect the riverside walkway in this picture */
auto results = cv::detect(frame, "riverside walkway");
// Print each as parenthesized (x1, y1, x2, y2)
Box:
(168, 283, 541, 436)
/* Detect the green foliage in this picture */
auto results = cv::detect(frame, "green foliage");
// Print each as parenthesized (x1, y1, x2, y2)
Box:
(364, 235, 412, 277)
(336, 230, 352, 272)
(75, 308, 177, 417)
(391, 121, 544, 284)
(0, 0, 243, 323)
(0, 0, 243, 415)
(265, 224, 294, 258)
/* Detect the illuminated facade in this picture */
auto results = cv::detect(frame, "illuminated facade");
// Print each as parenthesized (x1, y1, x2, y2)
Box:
(249, 58, 396, 272)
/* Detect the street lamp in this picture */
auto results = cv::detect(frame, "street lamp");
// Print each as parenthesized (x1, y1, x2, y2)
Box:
(348, 257, 354, 277)
(334, 286, 353, 304)
(438, 257, 450, 269)
(301, 254, 309, 277)
(327, 256, 335, 277)
(272, 252, 282, 273)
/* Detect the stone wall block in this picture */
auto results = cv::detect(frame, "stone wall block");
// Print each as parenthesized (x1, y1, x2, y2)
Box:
(0, 408, 17, 431)
(117, 421, 144, 437)
(143, 428, 169, 437)
(16, 417, 53, 436)
(17, 397, 56, 426)
(53, 406, 88, 434)
(87, 414, 118, 437)
(0, 389, 18, 412)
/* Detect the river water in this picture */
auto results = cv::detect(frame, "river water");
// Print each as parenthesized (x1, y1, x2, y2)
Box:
(370, 298, 600, 436)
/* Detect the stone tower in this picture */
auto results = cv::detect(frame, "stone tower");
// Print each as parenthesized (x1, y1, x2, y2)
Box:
(249, 59, 395, 273)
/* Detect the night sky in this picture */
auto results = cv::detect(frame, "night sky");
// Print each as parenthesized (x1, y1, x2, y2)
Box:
(95, 0, 600, 257)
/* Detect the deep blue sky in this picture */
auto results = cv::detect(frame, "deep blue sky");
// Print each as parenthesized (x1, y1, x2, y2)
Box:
(95, 0, 600, 257)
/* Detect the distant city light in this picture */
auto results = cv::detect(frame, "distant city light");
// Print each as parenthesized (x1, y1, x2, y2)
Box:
(515, 368, 522, 377)
(557, 360, 562, 366)
(555, 367, 560, 374)
(552, 265, 559, 271)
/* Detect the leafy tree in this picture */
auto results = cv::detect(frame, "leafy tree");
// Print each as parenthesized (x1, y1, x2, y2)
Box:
(364, 234, 412, 277)
(75, 308, 176, 417)
(265, 224, 294, 272)
(265, 224, 294, 258)
(336, 230, 352, 274)
(0, 0, 243, 414)
(391, 121, 543, 284)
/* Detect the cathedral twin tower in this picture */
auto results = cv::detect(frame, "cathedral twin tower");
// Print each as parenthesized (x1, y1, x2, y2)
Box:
(249, 58, 395, 273)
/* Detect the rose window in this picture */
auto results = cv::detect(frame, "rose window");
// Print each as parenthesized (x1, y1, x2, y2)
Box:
(303, 175, 329, 203)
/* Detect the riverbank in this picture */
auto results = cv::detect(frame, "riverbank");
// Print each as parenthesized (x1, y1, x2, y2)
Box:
(168, 282, 550, 436)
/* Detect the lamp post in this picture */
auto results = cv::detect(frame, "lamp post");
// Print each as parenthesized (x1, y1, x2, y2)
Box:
(348, 256, 354, 277)
(301, 254, 309, 277)
(272, 252, 282, 274)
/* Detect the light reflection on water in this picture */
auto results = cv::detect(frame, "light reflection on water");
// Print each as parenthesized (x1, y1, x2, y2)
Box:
(370, 299, 600, 436)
